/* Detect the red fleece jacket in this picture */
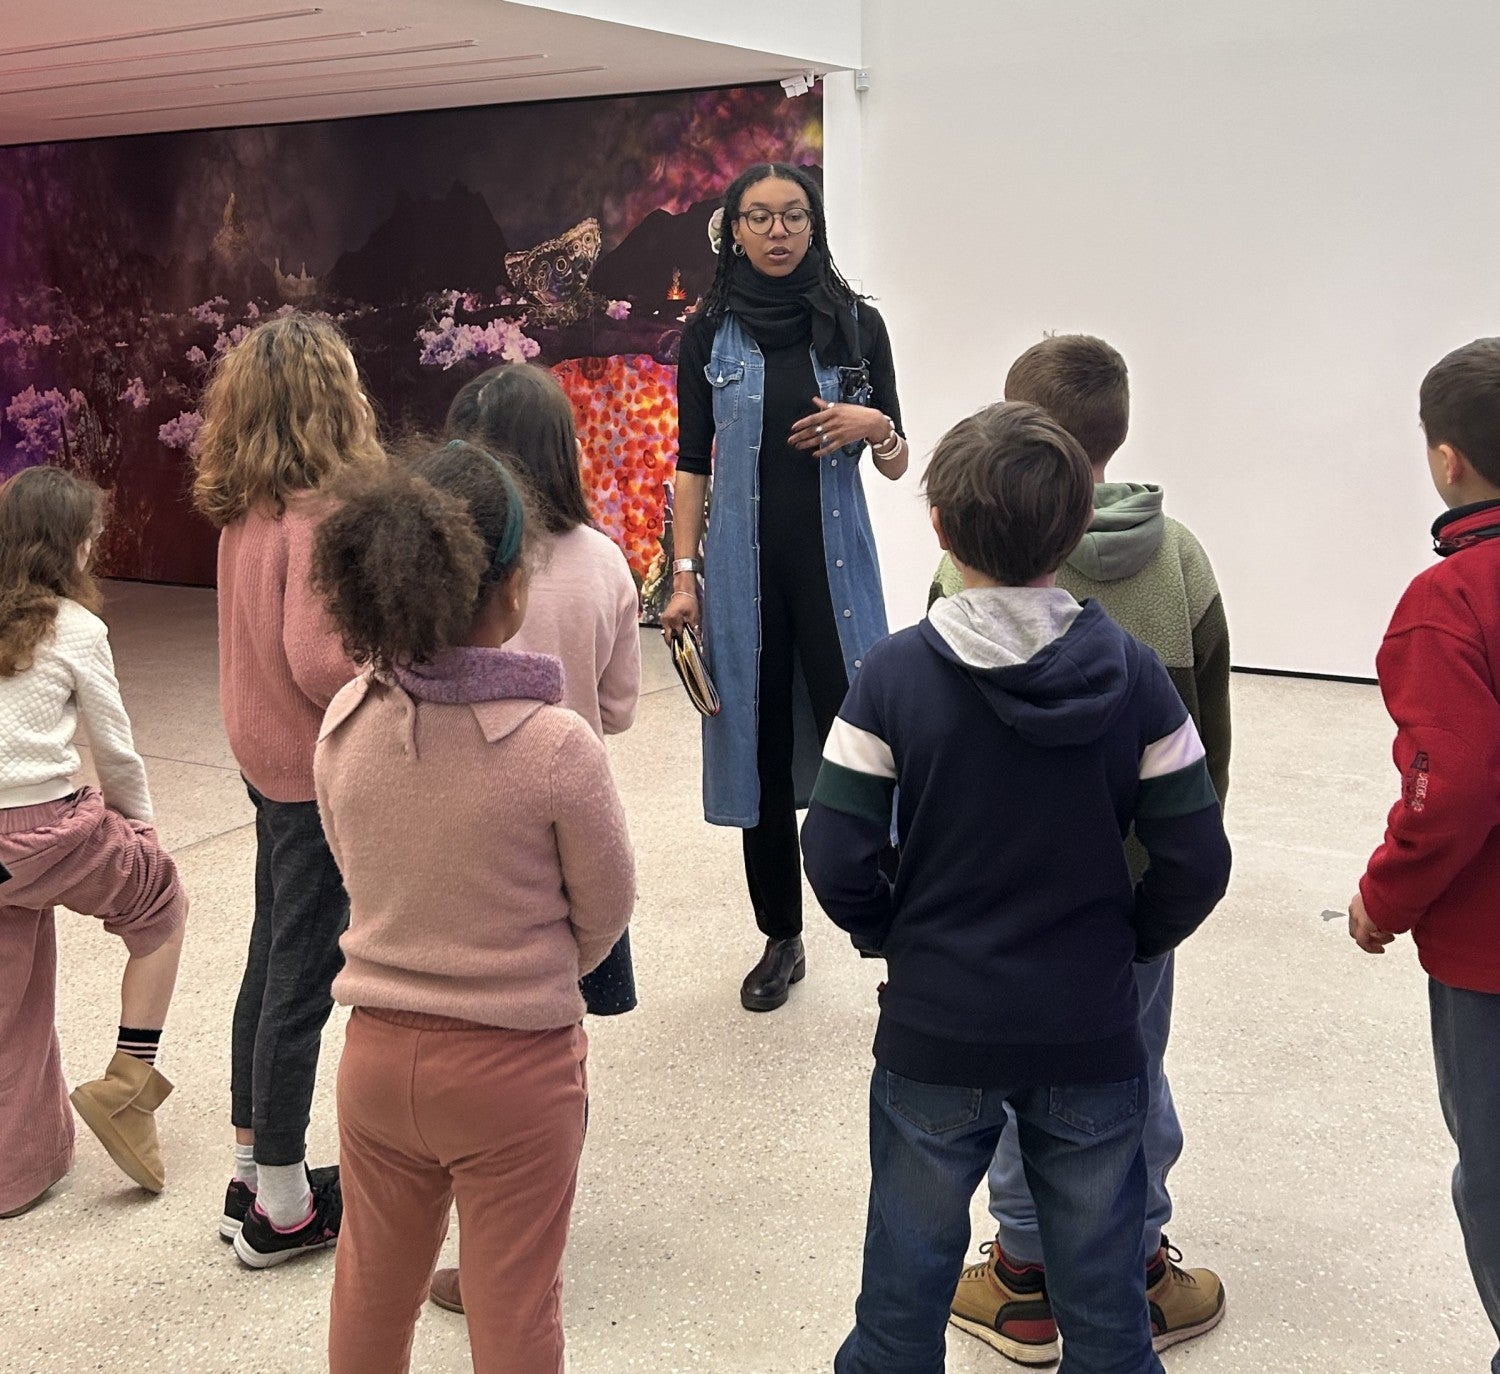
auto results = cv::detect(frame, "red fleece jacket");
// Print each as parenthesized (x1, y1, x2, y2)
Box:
(1360, 501, 1500, 993)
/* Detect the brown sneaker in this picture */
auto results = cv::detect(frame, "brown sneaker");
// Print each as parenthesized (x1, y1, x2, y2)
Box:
(69, 1051, 173, 1192)
(1146, 1238, 1225, 1352)
(429, 1266, 464, 1314)
(949, 1242, 1060, 1366)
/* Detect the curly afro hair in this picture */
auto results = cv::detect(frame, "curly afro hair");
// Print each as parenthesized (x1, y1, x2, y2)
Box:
(312, 464, 489, 672)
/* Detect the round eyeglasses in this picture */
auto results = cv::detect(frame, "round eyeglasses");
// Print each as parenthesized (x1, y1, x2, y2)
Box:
(737, 207, 811, 236)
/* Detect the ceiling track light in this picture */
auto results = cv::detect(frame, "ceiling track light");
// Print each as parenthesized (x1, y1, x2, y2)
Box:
(89, 53, 561, 102)
(0, 8, 325, 60)
(9, 40, 503, 96)
(49, 64, 610, 122)
(0, 28, 410, 82)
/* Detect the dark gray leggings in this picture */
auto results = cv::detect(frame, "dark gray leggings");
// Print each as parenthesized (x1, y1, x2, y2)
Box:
(231, 782, 349, 1167)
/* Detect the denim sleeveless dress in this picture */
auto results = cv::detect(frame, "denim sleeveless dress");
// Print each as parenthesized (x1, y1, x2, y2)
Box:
(699, 312, 888, 827)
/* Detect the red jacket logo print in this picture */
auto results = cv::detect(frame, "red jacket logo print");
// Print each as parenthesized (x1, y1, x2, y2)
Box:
(1403, 750, 1430, 813)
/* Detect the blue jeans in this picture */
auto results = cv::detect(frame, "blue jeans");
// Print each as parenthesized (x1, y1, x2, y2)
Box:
(989, 954, 1180, 1263)
(836, 1064, 1163, 1374)
(1430, 979, 1500, 1374)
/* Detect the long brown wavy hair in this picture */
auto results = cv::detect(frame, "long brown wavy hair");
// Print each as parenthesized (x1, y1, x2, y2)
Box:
(192, 313, 386, 527)
(0, 466, 107, 678)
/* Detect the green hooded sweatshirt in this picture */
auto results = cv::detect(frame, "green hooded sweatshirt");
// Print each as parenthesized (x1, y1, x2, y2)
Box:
(931, 481, 1231, 818)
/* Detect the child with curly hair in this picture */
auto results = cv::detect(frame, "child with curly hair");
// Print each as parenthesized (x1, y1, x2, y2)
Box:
(426, 367, 643, 1316)
(192, 312, 385, 1265)
(312, 443, 634, 1374)
(0, 466, 187, 1217)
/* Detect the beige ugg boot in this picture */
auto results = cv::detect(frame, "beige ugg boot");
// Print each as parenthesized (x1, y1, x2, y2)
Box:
(69, 1051, 173, 1193)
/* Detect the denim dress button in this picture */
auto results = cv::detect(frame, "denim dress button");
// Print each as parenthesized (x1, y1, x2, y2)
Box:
(854, 659, 863, 669)
(843, 608, 853, 618)
(833, 509, 840, 518)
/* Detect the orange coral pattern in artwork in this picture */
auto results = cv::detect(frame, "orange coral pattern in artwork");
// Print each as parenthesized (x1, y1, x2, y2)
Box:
(553, 354, 679, 581)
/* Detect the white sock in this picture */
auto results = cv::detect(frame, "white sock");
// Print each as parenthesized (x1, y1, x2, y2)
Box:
(233, 1143, 257, 1190)
(256, 1161, 312, 1228)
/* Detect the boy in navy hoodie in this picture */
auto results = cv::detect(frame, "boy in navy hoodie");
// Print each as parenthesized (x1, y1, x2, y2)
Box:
(803, 401, 1231, 1374)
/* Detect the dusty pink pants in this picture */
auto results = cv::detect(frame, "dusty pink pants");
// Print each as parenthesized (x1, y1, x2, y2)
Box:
(0, 790, 185, 1212)
(329, 1008, 588, 1374)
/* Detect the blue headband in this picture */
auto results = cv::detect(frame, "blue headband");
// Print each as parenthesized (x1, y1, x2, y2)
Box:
(444, 439, 524, 571)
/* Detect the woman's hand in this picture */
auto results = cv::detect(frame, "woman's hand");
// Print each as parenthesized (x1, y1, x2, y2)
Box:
(660, 586, 701, 640)
(789, 396, 889, 458)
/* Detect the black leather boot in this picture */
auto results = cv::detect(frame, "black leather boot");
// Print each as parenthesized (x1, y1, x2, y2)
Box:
(740, 936, 806, 1012)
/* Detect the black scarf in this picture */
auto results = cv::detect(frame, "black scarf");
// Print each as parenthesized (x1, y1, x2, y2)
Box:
(725, 247, 858, 368)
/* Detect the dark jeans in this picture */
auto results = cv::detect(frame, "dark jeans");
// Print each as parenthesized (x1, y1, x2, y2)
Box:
(231, 782, 349, 1167)
(742, 556, 848, 941)
(1431, 979, 1500, 1374)
(837, 1065, 1162, 1374)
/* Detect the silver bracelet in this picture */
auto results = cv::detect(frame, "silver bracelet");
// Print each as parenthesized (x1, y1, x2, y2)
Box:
(672, 557, 703, 575)
(872, 422, 904, 459)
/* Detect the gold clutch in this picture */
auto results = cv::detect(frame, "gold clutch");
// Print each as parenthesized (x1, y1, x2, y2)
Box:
(671, 625, 721, 717)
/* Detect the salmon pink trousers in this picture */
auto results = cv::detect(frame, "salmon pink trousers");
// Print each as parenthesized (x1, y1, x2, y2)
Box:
(329, 1008, 588, 1374)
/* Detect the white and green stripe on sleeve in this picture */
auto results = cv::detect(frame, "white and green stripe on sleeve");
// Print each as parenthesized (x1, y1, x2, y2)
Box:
(810, 717, 897, 824)
(1138, 716, 1220, 818)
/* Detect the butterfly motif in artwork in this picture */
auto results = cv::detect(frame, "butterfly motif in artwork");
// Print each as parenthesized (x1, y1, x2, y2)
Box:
(505, 217, 604, 323)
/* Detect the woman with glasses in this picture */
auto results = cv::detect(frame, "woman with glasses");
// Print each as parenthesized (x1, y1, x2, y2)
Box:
(663, 162, 908, 1012)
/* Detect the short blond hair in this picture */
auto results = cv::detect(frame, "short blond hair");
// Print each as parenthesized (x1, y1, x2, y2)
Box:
(192, 314, 386, 527)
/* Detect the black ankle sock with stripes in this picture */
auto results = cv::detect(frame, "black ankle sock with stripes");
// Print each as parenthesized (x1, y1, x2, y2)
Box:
(117, 1026, 162, 1065)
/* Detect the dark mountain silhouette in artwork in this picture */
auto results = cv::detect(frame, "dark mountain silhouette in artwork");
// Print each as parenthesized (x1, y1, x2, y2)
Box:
(209, 193, 278, 303)
(590, 199, 719, 306)
(147, 194, 278, 310)
(327, 184, 511, 304)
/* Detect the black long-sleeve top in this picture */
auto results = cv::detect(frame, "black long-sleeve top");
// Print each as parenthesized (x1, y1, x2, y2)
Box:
(676, 302, 903, 476)
(675, 303, 903, 568)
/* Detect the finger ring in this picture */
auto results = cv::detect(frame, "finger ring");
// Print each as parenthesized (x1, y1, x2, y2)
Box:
(816, 424, 825, 438)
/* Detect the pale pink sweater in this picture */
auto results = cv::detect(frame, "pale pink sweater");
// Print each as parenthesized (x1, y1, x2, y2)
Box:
(512, 524, 640, 740)
(217, 494, 358, 802)
(315, 648, 636, 1029)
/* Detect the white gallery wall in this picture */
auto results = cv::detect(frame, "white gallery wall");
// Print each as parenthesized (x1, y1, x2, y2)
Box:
(825, 0, 1500, 676)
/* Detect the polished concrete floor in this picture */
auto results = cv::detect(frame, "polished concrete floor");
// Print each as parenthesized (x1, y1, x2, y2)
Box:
(0, 581, 1492, 1374)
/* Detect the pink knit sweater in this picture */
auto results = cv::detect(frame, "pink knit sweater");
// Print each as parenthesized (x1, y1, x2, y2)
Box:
(511, 524, 641, 740)
(315, 648, 636, 1029)
(217, 495, 358, 802)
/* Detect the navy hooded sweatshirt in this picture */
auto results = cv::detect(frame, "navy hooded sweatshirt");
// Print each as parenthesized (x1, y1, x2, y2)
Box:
(801, 587, 1232, 1089)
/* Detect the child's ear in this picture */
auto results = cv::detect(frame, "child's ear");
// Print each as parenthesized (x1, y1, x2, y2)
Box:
(1443, 443, 1472, 489)
(929, 506, 950, 552)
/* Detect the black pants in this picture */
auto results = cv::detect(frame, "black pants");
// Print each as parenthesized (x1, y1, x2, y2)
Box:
(231, 782, 349, 1166)
(743, 556, 850, 941)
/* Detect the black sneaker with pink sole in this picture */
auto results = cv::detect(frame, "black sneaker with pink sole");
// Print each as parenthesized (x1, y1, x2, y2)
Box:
(232, 1169, 343, 1268)
(219, 1165, 340, 1242)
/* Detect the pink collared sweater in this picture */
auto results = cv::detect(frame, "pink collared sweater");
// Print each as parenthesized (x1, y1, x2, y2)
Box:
(314, 651, 636, 1029)
(216, 494, 359, 803)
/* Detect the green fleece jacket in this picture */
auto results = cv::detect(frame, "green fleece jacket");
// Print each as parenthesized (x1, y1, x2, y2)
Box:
(931, 483, 1231, 872)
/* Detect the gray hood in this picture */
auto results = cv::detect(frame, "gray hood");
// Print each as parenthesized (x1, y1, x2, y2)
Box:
(927, 586, 1082, 669)
(1066, 482, 1165, 582)
(922, 590, 1131, 748)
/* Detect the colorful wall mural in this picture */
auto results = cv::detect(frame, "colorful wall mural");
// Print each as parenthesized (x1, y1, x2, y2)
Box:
(0, 83, 823, 609)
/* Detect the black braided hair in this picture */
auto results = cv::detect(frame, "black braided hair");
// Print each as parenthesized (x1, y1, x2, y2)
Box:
(699, 163, 864, 324)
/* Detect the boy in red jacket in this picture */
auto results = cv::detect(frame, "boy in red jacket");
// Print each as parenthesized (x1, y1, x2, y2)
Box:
(1350, 337, 1500, 1374)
